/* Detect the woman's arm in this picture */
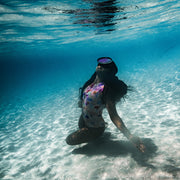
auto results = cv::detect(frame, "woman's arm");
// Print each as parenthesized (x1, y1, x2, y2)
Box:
(106, 101, 145, 152)
(106, 101, 132, 139)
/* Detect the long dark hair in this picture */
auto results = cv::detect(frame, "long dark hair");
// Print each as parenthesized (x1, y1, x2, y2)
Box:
(79, 59, 128, 104)
(79, 72, 96, 100)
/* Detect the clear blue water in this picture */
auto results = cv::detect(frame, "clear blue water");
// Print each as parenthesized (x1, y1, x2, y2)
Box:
(0, 0, 180, 179)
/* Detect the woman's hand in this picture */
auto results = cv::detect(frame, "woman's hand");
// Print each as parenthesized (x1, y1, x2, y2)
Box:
(130, 135, 146, 153)
(106, 101, 146, 153)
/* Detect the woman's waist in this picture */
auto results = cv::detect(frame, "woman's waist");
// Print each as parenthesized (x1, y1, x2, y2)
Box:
(82, 112, 105, 128)
(82, 109, 103, 118)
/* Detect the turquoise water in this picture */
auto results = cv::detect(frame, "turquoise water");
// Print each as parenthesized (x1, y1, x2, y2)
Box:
(0, 0, 180, 179)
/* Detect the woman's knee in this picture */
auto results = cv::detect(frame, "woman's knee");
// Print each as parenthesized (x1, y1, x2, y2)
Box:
(65, 128, 88, 145)
(65, 134, 73, 145)
(66, 127, 105, 145)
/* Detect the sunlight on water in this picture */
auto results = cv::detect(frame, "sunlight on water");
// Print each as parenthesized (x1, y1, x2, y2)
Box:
(0, 0, 180, 179)
(0, 0, 180, 48)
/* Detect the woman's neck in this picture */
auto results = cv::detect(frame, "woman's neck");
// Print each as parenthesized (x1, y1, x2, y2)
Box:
(94, 73, 113, 84)
(93, 76, 102, 84)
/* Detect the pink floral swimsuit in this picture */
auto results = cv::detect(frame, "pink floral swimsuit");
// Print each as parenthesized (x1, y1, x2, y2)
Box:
(82, 82, 105, 128)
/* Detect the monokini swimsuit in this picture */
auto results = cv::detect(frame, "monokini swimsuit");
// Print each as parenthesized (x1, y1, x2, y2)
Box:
(82, 82, 106, 128)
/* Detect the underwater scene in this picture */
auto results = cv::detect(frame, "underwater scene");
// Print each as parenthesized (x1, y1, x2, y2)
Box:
(0, 0, 180, 179)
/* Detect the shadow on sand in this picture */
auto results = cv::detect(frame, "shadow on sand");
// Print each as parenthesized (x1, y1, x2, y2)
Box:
(72, 133, 180, 178)
(72, 132, 158, 169)
(72, 132, 180, 178)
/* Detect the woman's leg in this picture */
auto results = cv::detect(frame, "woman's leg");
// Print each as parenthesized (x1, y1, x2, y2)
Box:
(66, 127, 105, 145)
(78, 114, 85, 129)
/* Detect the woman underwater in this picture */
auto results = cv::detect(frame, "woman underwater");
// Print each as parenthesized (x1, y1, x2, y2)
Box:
(66, 57, 145, 152)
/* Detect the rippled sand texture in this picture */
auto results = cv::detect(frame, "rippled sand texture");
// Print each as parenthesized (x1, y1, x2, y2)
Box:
(0, 61, 180, 180)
